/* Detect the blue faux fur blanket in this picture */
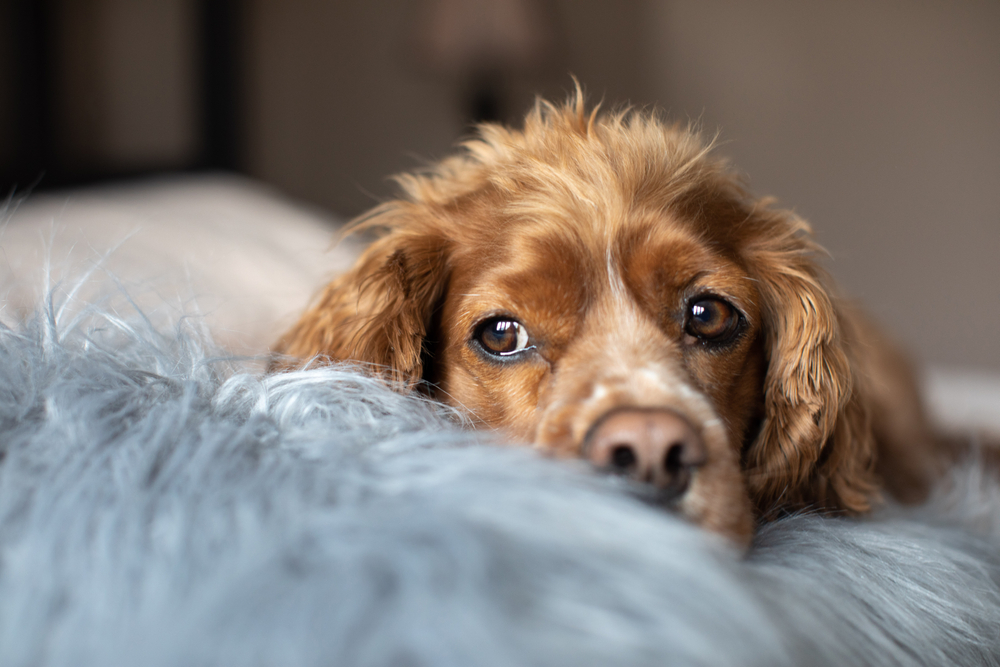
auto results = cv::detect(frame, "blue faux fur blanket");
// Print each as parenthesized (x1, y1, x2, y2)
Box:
(2, 297, 1000, 667)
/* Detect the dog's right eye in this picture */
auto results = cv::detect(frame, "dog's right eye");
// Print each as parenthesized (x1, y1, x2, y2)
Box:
(475, 317, 533, 357)
(685, 297, 742, 344)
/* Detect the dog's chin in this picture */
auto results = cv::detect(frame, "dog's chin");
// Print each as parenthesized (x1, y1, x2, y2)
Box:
(620, 474, 690, 509)
(677, 477, 755, 549)
(594, 468, 754, 549)
(528, 426, 754, 548)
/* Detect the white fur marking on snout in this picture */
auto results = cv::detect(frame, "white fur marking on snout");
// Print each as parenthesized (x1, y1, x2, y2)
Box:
(636, 367, 694, 401)
(590, 384, 609, 402)
(637, 368, 662, 387)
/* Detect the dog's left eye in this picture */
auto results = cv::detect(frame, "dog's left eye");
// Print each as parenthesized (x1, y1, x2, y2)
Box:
(475, 317, 532, 356)
(685, 297, 742, 343)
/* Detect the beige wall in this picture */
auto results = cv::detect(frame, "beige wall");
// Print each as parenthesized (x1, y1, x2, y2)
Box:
(98, 0, 197, 165)
(646, 0, 1000, 371)
(245, 0, 460, 215)
(244, 0, 655, 215)
(54, 0, 197, 170)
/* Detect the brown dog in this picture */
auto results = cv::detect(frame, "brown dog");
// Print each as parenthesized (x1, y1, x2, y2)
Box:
(274, 92, 943, 545)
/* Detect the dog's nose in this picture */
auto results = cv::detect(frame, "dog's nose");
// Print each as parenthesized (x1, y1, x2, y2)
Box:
(585, 409, 706, 497)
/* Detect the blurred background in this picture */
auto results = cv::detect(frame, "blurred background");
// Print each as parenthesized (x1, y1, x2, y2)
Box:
(1, 0, 997, 372)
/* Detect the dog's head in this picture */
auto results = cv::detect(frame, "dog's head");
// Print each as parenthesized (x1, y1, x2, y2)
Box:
(277, 93, 877, 544)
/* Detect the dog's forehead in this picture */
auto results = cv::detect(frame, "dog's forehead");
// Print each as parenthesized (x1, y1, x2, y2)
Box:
(473, 153, 753, 254)
(451, 205, 755, 321)
(492, 202, 737, 274)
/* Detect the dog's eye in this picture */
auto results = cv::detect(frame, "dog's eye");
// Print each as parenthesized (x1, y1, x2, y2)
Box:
(685, 298, 741, 343)
(476, 317, 532, 356)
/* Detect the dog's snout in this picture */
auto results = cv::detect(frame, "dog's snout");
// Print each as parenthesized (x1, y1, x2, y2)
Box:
(586, 409, 706, 497)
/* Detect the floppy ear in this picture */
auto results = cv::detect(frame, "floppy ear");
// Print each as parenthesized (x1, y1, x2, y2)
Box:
(743, 211, 878, 518)
(273, 203, 450, 387)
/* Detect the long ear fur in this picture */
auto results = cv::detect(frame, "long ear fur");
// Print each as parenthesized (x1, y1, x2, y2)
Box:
(743, 208, 878, 517)
(273, 202, 451, 387)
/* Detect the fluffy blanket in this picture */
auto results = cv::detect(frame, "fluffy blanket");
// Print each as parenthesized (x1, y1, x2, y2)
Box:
(2, 295, 1000, 667)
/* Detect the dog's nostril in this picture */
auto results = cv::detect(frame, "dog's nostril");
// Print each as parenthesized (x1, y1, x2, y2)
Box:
(610, 444, 637, 471)
(663, 442, 686, 474)
(661, 441, 695, 500)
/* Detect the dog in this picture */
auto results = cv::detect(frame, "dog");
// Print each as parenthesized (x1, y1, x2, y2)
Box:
(273, 91, 945, 546)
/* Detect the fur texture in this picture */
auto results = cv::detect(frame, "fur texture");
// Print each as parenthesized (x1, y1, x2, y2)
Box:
(1, 288, 1000, 666)
(277, 91, 941, 543)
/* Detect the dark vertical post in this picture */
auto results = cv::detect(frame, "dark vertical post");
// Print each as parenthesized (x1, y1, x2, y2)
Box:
(198, 0, 243, 171)
(9, 0, 55, 189)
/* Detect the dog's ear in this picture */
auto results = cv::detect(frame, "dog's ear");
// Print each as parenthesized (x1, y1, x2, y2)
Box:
(743, 210, 878, 518)
(273, 203, 450, 387)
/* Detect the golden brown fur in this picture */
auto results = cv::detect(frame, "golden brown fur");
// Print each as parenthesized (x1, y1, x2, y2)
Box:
(274, 91, 943, 545)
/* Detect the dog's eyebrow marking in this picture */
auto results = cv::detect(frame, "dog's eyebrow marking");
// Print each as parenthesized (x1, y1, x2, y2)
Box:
(681, 271, 711, 293)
